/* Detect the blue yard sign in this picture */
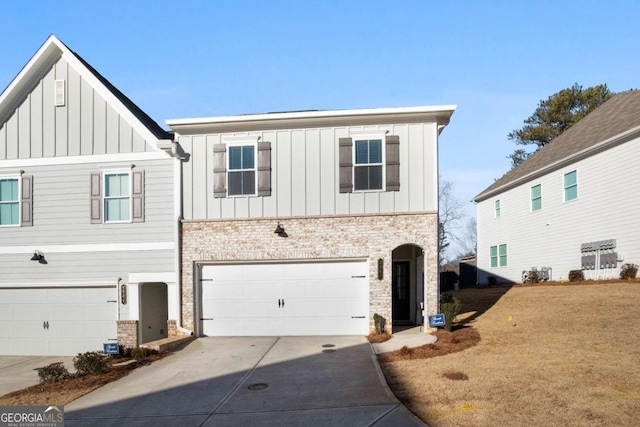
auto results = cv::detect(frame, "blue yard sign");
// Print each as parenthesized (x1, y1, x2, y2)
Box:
(428, 313, 446, 327)
(103, 343, 120, 355)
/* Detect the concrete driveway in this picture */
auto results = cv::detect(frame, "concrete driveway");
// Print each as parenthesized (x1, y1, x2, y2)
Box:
(66, 336, 424, 426)
(0, 356, 75, 396)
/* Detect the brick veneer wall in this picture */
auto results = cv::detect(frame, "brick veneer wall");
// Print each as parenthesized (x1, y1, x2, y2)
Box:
(180, 212, 438, 333)
(117, 320, 138, 349)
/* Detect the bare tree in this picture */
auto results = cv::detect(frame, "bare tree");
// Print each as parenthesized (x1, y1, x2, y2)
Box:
(439, 180, 467, 265)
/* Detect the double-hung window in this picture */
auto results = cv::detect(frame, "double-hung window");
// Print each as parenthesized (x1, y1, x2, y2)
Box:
(490, 244, 508, 267)
(494, 199, 501, 218)
(0, 178, 19, 226)
(354, 139, 383, 191)
(531, 184, 542, 211)
(91, 169, 144, 224)
(228, 145, 256, 196)
(564, 170, 577, 202)
(104, 172, 131, 222)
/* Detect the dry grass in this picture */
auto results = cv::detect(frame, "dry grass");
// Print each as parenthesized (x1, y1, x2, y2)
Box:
(379, 282, 640, 426)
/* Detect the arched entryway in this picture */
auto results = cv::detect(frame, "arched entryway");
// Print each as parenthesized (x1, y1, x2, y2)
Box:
(391, 244, 425, 331)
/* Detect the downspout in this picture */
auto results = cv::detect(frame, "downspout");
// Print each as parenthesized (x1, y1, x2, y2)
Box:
(160, 139, 193, 336)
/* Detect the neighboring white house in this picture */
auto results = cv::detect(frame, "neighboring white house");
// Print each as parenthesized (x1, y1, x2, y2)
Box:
(474, 91, 640, 285)
(0, 36, 184, 355)
(167, 106, 455, 336)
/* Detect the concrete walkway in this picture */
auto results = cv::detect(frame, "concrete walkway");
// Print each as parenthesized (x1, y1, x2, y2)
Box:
(65, 336, 426, 426)
(0, 356, 75, 396)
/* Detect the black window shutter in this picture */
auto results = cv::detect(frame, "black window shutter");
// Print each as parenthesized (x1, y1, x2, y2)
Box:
(339, 137, 353, 193)
(385, 135, 400, 191)
(257, 141, 271, 197)
(21, 175, 33, 227)
(213, 144, 227, 198)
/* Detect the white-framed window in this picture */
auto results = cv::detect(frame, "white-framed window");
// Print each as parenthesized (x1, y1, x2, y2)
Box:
(228, 144, 257, 196)
(354, 138, 384, 191)
(0, 177, 20, 226)
(495, 199, 501, 218)
(490, 244, 508, 267)
(531, 184, 542, 211)
(104, 171, 131, 222)
(564, 170, 577, 202)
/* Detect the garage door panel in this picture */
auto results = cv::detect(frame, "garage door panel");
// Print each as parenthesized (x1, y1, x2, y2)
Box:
(83, 304, 117, 321)
(0, 287, 117, 356)
(243, 281, 281, 298)
(203, 301, 244, 318)
(201, 261, 369, 337)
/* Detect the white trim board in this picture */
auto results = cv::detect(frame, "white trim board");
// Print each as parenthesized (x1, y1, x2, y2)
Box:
(0, 151, 170, 169)
(0, 241, 175, 255)
(0, 281, 118, 288)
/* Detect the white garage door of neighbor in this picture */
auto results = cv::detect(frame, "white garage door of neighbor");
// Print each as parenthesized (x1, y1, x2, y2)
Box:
(0, 287, 118, 356)
(201, 261, 369, 336)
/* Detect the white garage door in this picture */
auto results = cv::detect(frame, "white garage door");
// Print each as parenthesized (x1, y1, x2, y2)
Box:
(0, 287, 118, 356)
(200, 260, 369, 336)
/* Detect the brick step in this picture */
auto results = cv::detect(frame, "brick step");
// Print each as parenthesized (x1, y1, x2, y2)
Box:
(139, 335, 195, 353)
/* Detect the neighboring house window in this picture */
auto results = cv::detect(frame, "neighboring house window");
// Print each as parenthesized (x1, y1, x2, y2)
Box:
(495, 199, 501, 218)
(0, 178, 19, 226)
(564, 170, 577, 201)
(490, 244, 508, 267)
(0, 175, 33, 227)
(354, 139, 383, 191)
(213, 141, 271, 198)
(104, 172, 131, 222)
(338, 135, 400, 193)
(499, 244, 507, 267)
(228, 145, 256, 196)
(531, 184, 542, 211)
(90, 170, 144, 224)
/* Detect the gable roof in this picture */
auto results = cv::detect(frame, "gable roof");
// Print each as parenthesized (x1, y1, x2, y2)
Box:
(0, 35, 172, 144)
(475, 91, 640, 202)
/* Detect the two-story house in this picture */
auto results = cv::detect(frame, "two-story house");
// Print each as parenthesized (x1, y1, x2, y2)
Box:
(475, 91, 640, 284)
(0, 36, 183, 355)
(167, 106, 455, 336)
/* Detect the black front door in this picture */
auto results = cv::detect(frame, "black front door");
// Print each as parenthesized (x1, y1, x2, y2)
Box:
(392, 261, 411, 322)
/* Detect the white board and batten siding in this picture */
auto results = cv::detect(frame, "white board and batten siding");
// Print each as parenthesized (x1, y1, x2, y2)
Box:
(0, 56, 152, 161)
(477, 135, 640, 284)
(200, 260, 369, 336)
(180, 122, 439, 220)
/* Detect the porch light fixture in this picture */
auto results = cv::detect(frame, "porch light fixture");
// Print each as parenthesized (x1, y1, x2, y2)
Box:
(274, 222, 288, 238)
(30, 250, 47, 264)
(378, 258, 384, 280)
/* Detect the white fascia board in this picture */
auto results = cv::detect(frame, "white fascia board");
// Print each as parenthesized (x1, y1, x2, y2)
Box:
(0, 151, 169, 169)
(0, 36, 63, 121)
(0, 241, 175, 254)
(167, 105, 457, 134)
(128, 272, 176, 284)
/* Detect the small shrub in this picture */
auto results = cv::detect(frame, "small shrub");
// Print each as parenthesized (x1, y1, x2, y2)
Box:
(36, 362, 69, 383)
(399, 345, 414, 356)
(569, 270, 584, 282)
(440, 293, 462, 332)
(131, 347, 153, 361)
(373, 313, 386, 334)
(74, 351, 109, 375)
(620, 263, 638, 280)
(487, 276, 498, 286)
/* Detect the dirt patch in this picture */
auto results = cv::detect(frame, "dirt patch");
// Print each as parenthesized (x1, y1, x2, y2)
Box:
(379, 283, 640, 426)
(0, 354, 166, 406)
(366, 332, 393, 343)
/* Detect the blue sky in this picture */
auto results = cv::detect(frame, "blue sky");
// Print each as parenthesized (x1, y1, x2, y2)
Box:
(2, 1, 639, 255)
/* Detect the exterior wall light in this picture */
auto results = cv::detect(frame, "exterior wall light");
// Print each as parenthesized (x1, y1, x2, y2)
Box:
(30, 250, 47, 264)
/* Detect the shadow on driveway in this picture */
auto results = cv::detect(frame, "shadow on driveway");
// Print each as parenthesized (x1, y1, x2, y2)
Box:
(65, 336, 424, 426)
